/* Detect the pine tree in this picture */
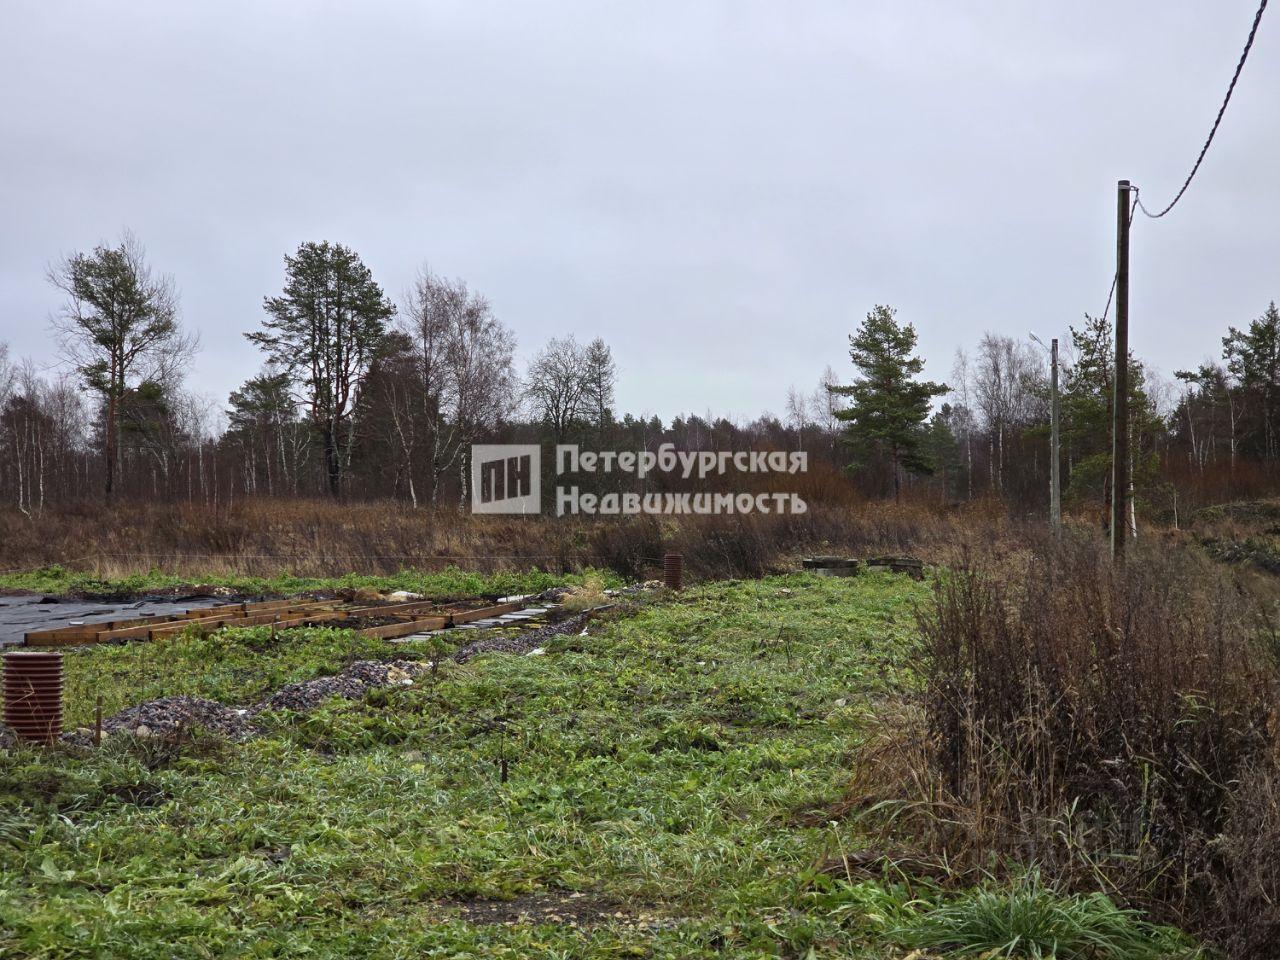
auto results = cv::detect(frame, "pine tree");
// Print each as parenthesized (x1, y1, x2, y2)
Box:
(227, 367, 312, 496)
(47, 232, 189, 497)
(1060, 314, 1161, 517)
(923, 404, 963, 500)
(829, 305, 946, 498)
(247, 242, 394, 496)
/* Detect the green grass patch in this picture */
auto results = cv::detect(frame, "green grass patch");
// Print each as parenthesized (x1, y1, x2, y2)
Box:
(0, 572, 1193, 958)
(59, 626, 397, 728)
(0, 565, 619, 599)
(821, 873, 1197, 959)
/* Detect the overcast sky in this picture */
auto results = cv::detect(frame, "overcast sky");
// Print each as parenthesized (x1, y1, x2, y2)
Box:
(1, 1, 1277, 424)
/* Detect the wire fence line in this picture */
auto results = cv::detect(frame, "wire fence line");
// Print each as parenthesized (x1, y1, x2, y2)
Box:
(9, 553, 674, 566)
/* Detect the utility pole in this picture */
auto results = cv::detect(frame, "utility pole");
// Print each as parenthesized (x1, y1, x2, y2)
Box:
(1111, 179, 1132, 562)
(1050, 337, 1061, 531)
(1030, 332, 1061, 531)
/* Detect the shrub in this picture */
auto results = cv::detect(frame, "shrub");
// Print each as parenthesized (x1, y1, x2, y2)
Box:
(857, 532, 1280, 955)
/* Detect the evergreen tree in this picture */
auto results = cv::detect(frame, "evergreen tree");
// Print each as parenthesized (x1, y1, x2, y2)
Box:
(47, 231, 190, 497)
(1173, 362, 1239, 470)
(582, 337, 617, 430)
(829, 305, 946, 498)
(248, 242, 394, 496)
(1222, 302, 1280, 459)
(923, 403, 963, 499)
(1060, 314, 1162, 517)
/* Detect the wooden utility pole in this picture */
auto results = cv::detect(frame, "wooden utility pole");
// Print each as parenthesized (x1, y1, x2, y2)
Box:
(1050, 337, 1061, 531)
(1111, 180, 1132, 562)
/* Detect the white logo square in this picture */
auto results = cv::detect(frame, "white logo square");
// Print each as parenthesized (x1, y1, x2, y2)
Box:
(470, 444, 541, 514)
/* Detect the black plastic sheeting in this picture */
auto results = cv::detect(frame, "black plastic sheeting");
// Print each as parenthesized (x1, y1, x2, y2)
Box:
(0, 594, 228, 647)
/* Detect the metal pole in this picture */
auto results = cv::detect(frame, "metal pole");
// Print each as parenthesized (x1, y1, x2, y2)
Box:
(1050, 337, 1061, 531)
(1111, 180, 1131, 562)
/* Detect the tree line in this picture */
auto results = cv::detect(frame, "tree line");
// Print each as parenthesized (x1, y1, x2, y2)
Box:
(2, 230, 1278, 520)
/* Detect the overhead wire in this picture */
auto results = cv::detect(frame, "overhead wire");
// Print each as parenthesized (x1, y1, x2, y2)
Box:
(1136, 0, 1269, 218)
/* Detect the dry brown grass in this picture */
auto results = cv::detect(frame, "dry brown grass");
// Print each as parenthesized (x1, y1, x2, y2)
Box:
(0, 495, 1018, 582)
(843, 532, 1280, 957)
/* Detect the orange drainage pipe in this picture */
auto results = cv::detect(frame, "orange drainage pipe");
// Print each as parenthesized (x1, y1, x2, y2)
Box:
(3, 651, 64, 745)
(663, 553, 684, 591)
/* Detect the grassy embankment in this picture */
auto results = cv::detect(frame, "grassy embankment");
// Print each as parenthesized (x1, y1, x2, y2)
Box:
(0, 572, 1194, 959)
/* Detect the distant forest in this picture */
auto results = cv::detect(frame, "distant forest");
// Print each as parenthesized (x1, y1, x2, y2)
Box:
(2, 231, 1278, 522)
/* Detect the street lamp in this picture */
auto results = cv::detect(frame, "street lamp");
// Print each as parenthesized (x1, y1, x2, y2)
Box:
(1030, 332, 1061, 532)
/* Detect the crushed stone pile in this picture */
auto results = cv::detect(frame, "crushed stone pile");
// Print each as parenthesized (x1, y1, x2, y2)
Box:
(453, 612, 592, 663)
(6, 659, 436, 747)
(101, 695, 254, 740)
(250, 659, 429, 715)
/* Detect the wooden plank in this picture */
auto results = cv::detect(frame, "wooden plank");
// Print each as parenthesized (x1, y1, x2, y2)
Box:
(94, 610, 249, 642)
(271, 611, 350, 630)
(24, 600, 340, 647)
(217, 605, 337, 630)
(27, 604, 241, 642)
(357, 616, 449, 639)
(23, 598, 528, 648)
(242, 598, 318, 613)
(147, 604, 342, 639)
(24, 614, 173, 645)
(30, 616, 228, 646)
(23, 632, 113, 648)
(145, 614, 241, 639)
(345, 598, 445, 617)
(177, 603, 243, 619)
(447, 601, 523, 626)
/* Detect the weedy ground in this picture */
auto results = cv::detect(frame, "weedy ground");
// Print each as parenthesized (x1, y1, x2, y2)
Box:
(0, 573, 1195, 958)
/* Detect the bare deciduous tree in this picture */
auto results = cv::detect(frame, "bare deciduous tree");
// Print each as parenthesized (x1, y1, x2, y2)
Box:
(399, 270, 516, 506)
(969, 333, 1044, 492)
(526, 335, 590, 444)
(785, 385, 810, 449)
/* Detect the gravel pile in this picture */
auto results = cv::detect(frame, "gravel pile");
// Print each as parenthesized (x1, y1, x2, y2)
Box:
(12, 659, 435, 747)
(100, 695, 255, 740)
(453, 612, 593, 663)
(250, 659, 429, 715)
